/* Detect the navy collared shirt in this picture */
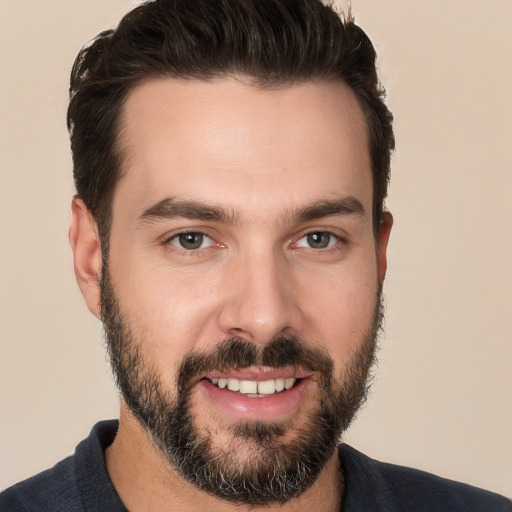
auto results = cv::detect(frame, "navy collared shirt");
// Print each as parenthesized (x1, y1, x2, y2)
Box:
(1, 420, 510, 511)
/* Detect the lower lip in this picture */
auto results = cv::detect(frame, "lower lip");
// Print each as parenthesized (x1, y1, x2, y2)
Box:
(199, 378, 313, 421)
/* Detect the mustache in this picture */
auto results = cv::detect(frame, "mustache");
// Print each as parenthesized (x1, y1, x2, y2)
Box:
(178, 336, 334, 391)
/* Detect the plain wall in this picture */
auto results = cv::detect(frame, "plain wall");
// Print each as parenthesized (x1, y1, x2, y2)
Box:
(0, 0, 511, 497)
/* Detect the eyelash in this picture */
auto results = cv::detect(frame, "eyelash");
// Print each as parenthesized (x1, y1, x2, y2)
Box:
(163, 229, 344, 254)
(293, 231, 343, 250)
(165, 231, 217, 252)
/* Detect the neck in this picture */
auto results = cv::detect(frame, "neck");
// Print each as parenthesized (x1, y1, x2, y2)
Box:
(105, 407, 344, 512)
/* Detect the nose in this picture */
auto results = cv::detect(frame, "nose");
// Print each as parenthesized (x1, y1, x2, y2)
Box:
(218, 248, 304, 345)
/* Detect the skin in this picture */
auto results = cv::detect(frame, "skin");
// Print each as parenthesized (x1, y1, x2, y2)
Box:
(69, 77, 392, 511)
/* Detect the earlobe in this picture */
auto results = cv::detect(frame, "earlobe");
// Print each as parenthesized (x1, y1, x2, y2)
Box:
(69, 197, 103, 319)
(376, 211, 393, 284)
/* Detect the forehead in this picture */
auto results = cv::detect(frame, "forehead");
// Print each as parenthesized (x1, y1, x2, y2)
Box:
(114, 77, 372, 223)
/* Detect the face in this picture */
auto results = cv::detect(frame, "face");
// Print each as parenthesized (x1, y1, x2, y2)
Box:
(73, 77, 391, 504)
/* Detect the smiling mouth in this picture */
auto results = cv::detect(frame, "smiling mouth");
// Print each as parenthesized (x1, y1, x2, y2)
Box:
(203, 377, 300, 397)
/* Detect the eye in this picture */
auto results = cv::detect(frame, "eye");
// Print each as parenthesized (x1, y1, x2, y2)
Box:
(296, 231, 338, 249)
(168, 232, 214, 251)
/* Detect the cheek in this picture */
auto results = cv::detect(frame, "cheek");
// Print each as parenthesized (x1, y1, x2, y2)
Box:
(297, 255, 379, 363)
(307, 283, 377, 335)
(111, 258, 224, 353)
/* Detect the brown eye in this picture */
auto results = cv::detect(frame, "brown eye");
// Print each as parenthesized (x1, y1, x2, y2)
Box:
(171, 232, 211, 250)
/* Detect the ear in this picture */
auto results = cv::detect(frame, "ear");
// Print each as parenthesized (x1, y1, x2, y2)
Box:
(376, 211, 393, 284)
(69, 197, 103, 319)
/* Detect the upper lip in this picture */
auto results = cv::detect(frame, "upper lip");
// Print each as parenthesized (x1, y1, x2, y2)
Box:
(204, 366, 312, 381)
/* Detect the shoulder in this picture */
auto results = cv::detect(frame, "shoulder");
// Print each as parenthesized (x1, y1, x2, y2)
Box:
(339, 444, 512, 512)
(0, 456, 82, 512)
(0, 420, 120, 512)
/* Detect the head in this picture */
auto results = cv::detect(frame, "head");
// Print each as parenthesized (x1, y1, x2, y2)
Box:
(68, 0, 394, 506)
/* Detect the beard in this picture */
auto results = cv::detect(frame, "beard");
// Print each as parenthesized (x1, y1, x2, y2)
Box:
(100, 266, 383, 506)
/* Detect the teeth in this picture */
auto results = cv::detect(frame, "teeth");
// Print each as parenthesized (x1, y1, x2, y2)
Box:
(227, 378, 240, 392)
(258, 380, 276, 394)
(284, 378, 295, 390)
(239, 380, 258, 394)
(210, 377, 297, 395)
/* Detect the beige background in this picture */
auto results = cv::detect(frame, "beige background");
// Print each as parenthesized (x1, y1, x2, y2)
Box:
(1, 0, 511, 498)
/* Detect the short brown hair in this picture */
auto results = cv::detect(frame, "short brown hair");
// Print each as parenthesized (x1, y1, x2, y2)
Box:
(68, 0, 394, 245)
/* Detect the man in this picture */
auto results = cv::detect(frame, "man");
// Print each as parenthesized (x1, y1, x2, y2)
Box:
(0, 0, 510, 510)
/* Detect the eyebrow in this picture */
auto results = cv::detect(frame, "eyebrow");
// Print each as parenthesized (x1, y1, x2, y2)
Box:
(293, 197, 365, 223)
(137, 197, 238, 225)
(137, 195, 365, 226)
